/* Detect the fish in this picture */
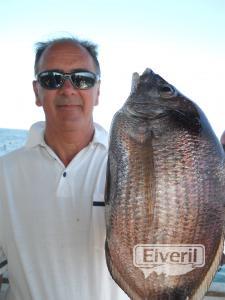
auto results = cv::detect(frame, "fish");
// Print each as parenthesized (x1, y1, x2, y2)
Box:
(105, 69, 225, 300)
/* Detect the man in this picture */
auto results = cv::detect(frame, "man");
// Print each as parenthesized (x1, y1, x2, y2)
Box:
(0, 37, 129, 300)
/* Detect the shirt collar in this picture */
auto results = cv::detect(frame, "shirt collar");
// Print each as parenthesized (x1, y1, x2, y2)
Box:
(25, 121, 108, 149)
(91, 122, 108, 149)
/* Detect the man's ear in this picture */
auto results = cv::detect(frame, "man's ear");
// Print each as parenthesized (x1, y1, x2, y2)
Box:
(94, 82, 100, 106)
(33, 80, 42, 107)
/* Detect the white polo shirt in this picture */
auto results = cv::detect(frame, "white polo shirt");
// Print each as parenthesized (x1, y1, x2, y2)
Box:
(0, 122, 129, 300)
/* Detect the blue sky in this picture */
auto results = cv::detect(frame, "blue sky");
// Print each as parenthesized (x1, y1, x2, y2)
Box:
(0, 0, 225, 137)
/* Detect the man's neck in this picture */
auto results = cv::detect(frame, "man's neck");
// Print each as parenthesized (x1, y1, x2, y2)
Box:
(44, 123, 95, 167)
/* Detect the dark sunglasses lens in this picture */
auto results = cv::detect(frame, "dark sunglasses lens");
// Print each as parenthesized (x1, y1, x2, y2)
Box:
(71, 73, 96, 89)
(39, 72, 63, 89)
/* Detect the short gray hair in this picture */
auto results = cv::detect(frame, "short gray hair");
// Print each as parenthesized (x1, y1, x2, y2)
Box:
(34, 36, 101, 76)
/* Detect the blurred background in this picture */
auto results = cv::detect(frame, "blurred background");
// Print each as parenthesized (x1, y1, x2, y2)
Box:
(0, 0, 224, 137)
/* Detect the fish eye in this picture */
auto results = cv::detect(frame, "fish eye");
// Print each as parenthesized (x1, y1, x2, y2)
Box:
(158, 84, 176, 98)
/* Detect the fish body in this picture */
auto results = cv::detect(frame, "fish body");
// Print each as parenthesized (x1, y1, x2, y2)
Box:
(105, 69, 225, 299)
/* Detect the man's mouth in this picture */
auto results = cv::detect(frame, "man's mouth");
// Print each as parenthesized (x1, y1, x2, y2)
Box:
(57, 104, 82, 110)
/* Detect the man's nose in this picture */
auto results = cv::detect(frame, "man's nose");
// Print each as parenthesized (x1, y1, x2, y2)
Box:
(60, 78, 77, 94)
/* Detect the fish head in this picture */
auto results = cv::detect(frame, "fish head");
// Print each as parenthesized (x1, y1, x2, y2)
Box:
(125, 68, 197, 120)
(122, 68, 214, 140)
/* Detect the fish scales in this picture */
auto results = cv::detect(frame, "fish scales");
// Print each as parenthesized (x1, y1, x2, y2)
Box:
(105, 69, 225, 300)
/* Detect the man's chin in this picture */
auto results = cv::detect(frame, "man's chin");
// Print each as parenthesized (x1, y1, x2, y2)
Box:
(58, 117, 93, 131)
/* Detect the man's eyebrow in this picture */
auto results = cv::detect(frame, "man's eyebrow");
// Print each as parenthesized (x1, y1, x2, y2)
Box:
(70, 68, 93, 73)
(38, 68, 93, 74)
(38, 69, 63, 74)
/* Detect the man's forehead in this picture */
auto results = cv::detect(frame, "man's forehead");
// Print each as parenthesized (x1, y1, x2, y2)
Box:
(42, 42, 89, 60)
(37, 41, 94, 71)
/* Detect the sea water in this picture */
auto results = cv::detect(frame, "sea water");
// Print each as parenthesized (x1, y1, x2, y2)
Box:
(0, 128, 224, 286)
(0, 128, 28, 156)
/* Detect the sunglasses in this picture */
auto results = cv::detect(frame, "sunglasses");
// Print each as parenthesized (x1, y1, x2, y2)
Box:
(37, 70, 100, 90)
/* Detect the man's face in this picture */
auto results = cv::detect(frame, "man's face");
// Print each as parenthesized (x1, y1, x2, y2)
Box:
(33, 42, 100, 131)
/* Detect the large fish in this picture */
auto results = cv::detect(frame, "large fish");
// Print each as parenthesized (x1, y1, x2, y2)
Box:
(105, 69, 225, 300)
